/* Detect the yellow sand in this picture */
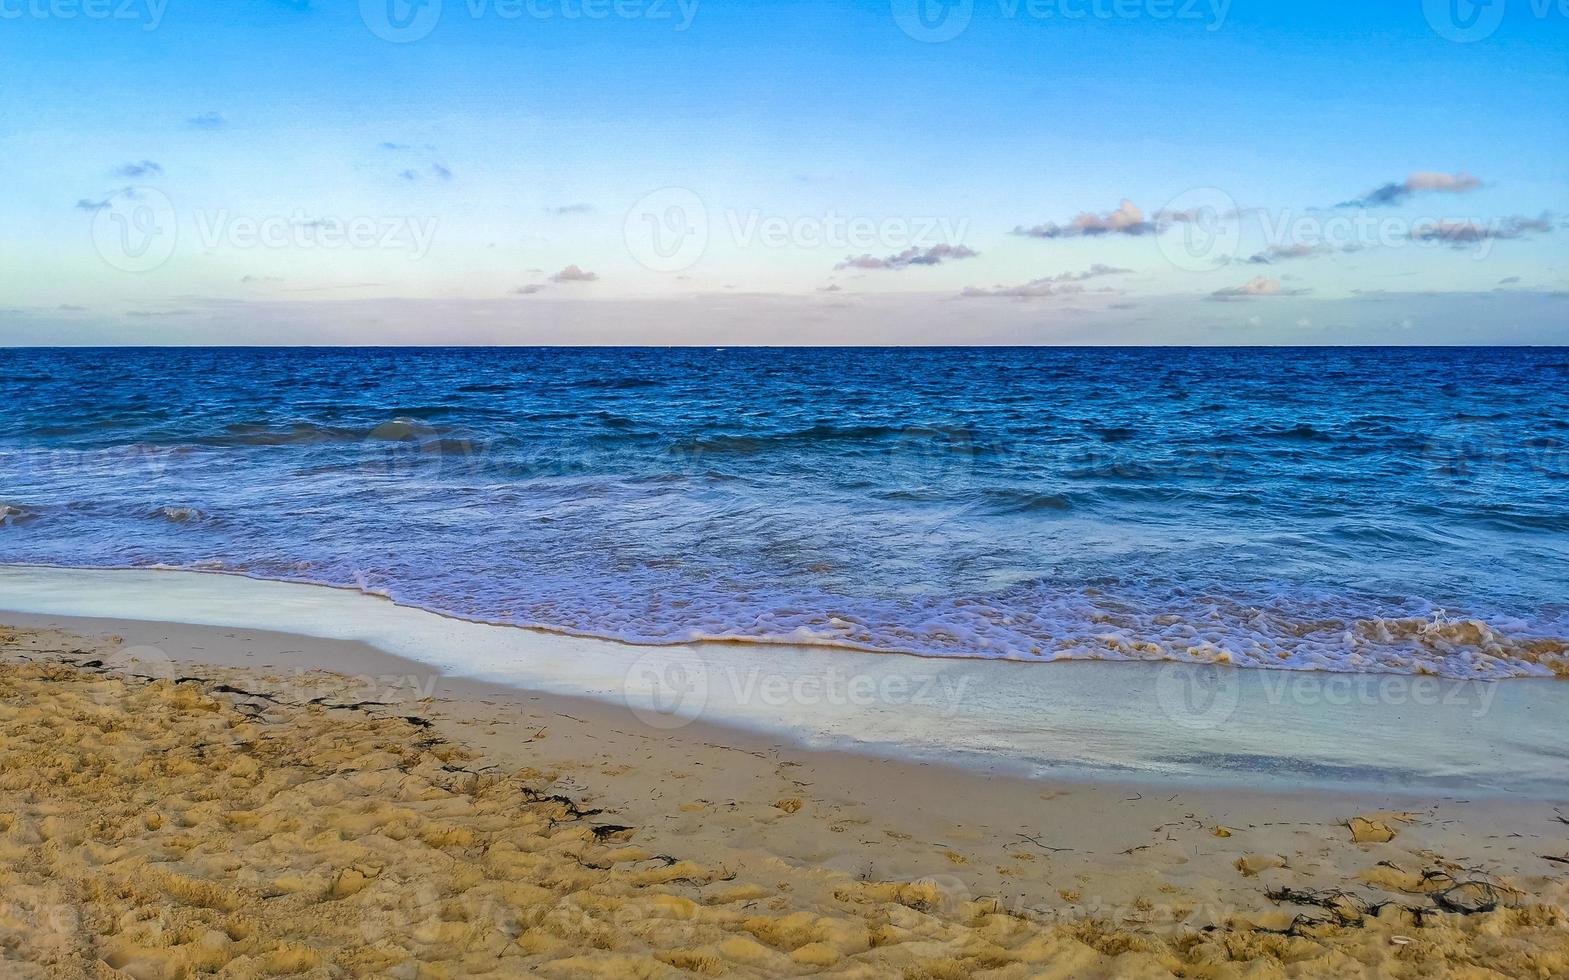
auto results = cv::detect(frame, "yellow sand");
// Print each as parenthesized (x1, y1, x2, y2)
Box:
(1, 625, 1567, 978)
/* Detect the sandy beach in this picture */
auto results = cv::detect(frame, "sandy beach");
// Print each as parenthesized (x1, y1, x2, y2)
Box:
(3, 613, 1566, 978)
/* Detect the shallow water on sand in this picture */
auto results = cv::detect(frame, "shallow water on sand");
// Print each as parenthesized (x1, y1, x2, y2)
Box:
(3, 567, 1567, 796)
(1, 347, 1566, 677)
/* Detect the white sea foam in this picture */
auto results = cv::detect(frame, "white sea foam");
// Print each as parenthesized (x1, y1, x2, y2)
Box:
(1, 564, 1565, 796)
(151, 506, 206, 524)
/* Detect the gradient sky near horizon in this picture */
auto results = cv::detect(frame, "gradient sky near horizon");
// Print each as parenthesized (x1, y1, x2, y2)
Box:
(1, 0, 1566, 344)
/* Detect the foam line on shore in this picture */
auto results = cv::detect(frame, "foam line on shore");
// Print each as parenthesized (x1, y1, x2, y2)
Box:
(2, 564, 1566, 797)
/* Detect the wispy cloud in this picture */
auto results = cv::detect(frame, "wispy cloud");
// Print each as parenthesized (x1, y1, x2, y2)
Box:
(550, 264, 599, 283)
(1409, 214, 1555, 246)
(114, 160, 163, 179)
(187, 111, 225, 130)
(400, 163, 454, 181)
(1245, 243, 1359, 264)
(1338, 171, 1482, 208)
(379, 142, 452, 181)
(836, 243, 978, 270)
(1208, 276, 1307, 301)
(1014, 199, 1157, 239)
(959, 263, 1131, 299)
(512, 284, 548, 295)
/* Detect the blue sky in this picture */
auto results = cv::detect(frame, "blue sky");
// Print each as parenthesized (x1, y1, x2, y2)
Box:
(1, 0, 1566, 343)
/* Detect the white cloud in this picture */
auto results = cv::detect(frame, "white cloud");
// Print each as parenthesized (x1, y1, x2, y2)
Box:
(1014, 200, 1158, 238)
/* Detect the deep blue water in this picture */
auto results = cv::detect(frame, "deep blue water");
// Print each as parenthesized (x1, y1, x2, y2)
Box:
(2, 347, 1567, 677)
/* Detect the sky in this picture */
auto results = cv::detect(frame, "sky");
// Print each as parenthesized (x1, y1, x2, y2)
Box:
(0, 0, 1566, 344)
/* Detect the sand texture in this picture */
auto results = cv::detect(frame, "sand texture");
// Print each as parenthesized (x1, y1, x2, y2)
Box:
(2, 623, 1567, 979)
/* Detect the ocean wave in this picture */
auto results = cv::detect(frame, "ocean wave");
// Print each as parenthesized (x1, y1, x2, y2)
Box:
(1264, 423, 1344, 442)
(577, 377, 663, 390)
(17, 557, 1566, 681)
(972, 489, 1075, 513)
(149, 506, 207, 524)
(185, 417, 460, 447)
(0, 504, 29, 525)
(673, 424, 969, 456)
(3, 347, 1566, 686)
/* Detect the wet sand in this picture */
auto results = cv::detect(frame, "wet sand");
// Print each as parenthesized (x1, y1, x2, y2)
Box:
(2, 616, 1566, 978)
(3, 566, 1567, 798)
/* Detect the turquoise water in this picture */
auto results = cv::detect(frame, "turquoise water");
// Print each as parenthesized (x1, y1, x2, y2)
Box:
(2, 347, 1566, 677)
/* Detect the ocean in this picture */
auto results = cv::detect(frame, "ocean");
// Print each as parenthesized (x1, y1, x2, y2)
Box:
(2, 346, 1566, 679)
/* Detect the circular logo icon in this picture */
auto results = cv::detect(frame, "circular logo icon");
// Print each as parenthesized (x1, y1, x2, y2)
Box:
(361, 0, 442, 42)
(1155, 187, 1244, 273)
(623, 649, 709, 730)
(91, 643, 178, 707)
(361, 416, 483, 481)
(1154, 662, 1240, 731)
(891, 0, 973, 43)
(90, 187, 177, 274)
(624, 187, 709, 273)
(887, 426, 975, 492)
(1423, 0, 1506, 43)
(1421, 422, 1512, 496)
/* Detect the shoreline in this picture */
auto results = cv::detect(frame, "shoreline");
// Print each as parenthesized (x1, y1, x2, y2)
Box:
(2, 565, 1568, 798)
(2, 559, 1563, 680)
(3, 616, 1567, 976)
